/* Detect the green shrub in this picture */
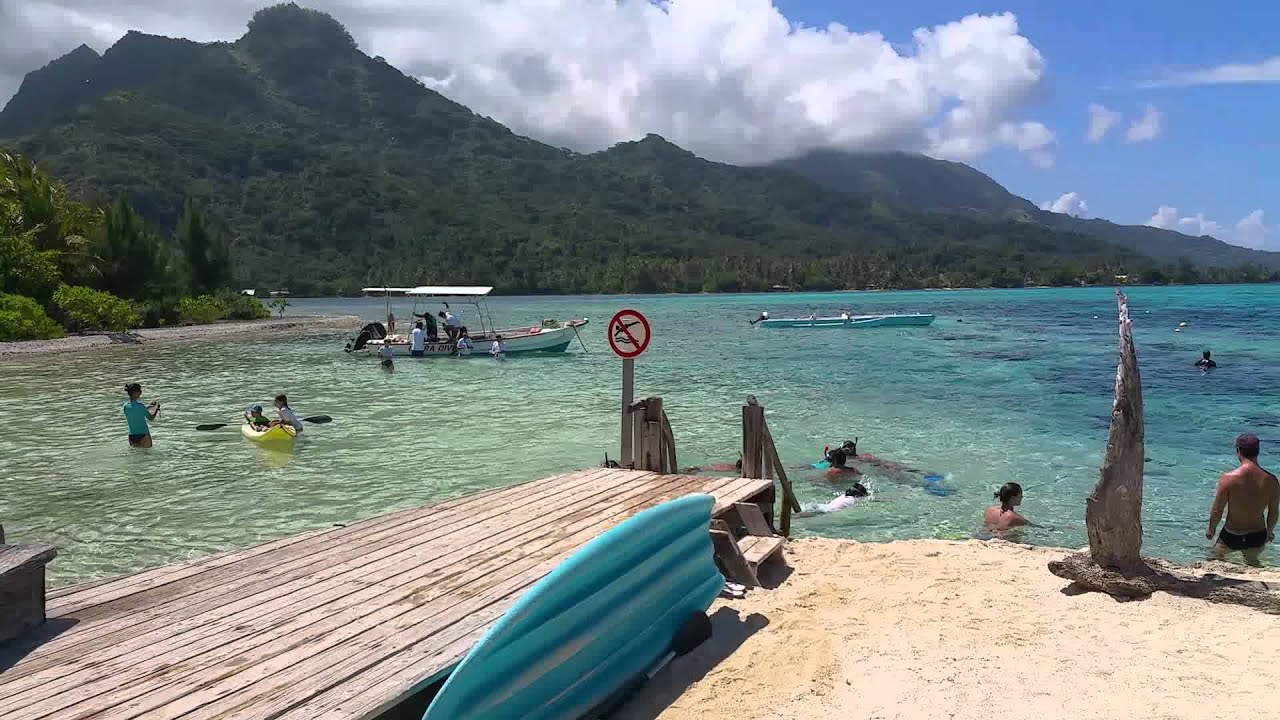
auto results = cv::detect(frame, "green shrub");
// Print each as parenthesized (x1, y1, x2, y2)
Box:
(0, 293, 64, 341)
(52, 285, 138, 332)
(133, 296, 181, 328)
(218, 292, 270, 320)
(178, 294, 228, 325)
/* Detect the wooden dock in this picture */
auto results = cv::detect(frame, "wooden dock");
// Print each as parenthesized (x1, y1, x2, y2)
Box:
(0, 469, 774, 720)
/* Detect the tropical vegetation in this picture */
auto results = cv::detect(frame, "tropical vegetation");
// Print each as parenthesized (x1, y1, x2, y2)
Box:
(0, 151, 266, 340)
(0, 3, 1275, 306)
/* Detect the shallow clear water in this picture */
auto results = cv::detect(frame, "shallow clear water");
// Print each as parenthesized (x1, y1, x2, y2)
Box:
(3, 285, 1279, 584)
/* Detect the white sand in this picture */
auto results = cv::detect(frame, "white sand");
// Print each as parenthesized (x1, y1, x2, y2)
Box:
(621, 538, 1280, 720)
(0, 315, 358, 358)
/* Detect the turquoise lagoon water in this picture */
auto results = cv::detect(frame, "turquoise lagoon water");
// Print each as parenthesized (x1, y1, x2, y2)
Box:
(2, 285, 1279, 584)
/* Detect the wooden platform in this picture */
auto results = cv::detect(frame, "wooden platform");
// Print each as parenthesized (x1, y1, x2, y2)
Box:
(0, 469, 773, 720)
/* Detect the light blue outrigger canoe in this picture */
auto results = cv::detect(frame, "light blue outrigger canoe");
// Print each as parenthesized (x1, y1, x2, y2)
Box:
(755, 312, 935, 328)
(421, 494, 722, 720)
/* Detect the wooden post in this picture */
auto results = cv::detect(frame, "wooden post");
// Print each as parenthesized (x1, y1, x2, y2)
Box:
(620, 357, 635, 467)
(762, 423, 802, 536)
(660, 409, 678, 474)
(741, 403, 764, 479)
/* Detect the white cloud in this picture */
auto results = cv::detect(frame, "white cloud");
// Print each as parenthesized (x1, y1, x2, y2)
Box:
(1124, 104, 1162, 143)
(1039, 192, 1087, 217)
(1085, 103, 1120, 142)
(0, 2, 1056, 167)
(1147, 206, 1278, 251)
(1142, 56, 1280, 88)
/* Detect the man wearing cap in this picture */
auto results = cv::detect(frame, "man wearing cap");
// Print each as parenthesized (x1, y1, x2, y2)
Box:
(1205, 433, 1279, 566)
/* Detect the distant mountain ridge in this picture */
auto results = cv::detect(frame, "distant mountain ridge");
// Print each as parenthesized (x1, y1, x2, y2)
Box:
(770, 149, 1280, 270)
(0, 3, 1274, 293)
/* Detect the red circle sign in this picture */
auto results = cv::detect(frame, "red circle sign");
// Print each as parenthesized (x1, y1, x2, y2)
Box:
(608, 309, 651, 359)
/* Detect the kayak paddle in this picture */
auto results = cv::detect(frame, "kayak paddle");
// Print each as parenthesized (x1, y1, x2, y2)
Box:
(196, 415, 332, 431)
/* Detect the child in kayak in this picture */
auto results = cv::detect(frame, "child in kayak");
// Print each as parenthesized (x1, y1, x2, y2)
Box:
(244, 405, 271, 429)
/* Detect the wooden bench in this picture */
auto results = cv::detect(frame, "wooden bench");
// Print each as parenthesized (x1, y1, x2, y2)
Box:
(709, 502, 785, 587)
(0, 543, 58, 643)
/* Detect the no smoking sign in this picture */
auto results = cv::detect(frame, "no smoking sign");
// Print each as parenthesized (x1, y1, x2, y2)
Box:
(608, 309, 651, 359)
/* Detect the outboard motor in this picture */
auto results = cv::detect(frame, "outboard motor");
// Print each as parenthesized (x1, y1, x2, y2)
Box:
(344, 322, 388, 353)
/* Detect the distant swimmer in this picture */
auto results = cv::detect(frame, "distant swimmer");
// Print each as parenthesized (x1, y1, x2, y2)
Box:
(984, 482, 1030, 531)
(1195, 350, 1217, 370)
(749, 311, 770, 325)
(816, 484, 870, 513)
(1205, 433, 1278, 567)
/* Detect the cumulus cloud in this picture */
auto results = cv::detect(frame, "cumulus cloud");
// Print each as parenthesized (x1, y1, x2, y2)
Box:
(1141, 56, 1280, 88)
(1039, 192, 1088, 217)
(0, 1, 1056, 166)
(1124, 104, 1163, 143)
(1085, 103, 1120, 142)
(1147, 206, 1278, 251)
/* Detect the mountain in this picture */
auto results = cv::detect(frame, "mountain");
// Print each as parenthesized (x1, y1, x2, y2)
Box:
(0, 4, 1265, 294)
(771, 150, 1280, 270)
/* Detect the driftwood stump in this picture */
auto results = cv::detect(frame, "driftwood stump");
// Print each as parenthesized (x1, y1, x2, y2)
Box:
(1049, 290, 1280, 613)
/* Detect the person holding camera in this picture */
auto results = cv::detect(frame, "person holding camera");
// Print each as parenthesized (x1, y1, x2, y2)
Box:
(123, 382, 160, 448)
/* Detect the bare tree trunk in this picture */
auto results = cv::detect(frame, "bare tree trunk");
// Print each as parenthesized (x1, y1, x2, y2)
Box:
(1050, 290, 1280, 611)
(1085, 290, 1145, 569)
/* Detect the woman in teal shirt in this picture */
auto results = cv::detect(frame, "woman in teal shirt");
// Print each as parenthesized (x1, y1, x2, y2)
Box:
(122, 382, 159, 448)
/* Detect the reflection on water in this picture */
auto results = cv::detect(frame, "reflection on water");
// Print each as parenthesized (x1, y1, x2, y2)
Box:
(3, 285, 1280, 583)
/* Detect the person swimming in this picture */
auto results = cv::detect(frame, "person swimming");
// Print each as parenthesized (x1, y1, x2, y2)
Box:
(815, 483, 870, 513)
(823, 447, 862, 478)
(984, 482, 1030, 530)
(1195, 350, 1217, 370)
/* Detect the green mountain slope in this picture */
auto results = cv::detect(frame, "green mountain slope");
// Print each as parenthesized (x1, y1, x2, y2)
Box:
(772, 150, 1280, 270)
(0, 4, 1257, 293)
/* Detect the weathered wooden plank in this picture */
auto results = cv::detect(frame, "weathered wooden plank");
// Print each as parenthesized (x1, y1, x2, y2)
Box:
(20, 470, 598, 664)
(46, 481, 534, 615)
(0, 469, 628, 703)
(733, 502, 774, 537)
(65, 474, 698, 720)
(741, 536, 785, 567)
(0, 470, 768, 720)
(265, 475, 764, 720)
(0, 545, 56, 576)
(711, 529, 758, 588)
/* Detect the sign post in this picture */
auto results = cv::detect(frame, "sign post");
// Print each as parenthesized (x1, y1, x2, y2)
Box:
(607, 309, 651, 467)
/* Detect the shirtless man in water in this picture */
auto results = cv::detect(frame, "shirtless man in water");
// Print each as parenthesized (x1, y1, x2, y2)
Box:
(1205, 433, 1279, 566)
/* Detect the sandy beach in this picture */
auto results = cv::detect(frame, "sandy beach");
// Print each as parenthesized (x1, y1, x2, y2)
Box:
(0, 314, 358, 357)
(621, 538, 1280, 720)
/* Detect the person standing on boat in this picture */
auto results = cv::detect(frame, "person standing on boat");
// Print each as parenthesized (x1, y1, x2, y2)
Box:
(440, 308, 461, 341)
(413, 311, 439, 341)
(749, 311, 769, 325)
(490, 334, 506, 360)
(410, 322, 426, 358)
(386, 311, 396, 335)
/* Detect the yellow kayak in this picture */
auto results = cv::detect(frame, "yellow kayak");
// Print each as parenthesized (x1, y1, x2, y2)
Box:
(241, 422, 297, 446)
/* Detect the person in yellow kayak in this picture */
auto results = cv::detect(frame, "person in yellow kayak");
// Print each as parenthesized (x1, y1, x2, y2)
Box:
(269, 394, 303, 433)
(244, 405, 271, 430)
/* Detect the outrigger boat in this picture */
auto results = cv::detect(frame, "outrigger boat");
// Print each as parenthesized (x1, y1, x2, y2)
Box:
(751, 311, 935, 328)
(344, 286, 589, 357)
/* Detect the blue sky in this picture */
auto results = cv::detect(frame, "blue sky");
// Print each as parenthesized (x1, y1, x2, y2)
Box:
(778, 0, 1276, 245)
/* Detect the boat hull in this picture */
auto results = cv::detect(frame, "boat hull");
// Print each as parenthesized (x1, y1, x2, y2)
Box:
(759, 313, 935, 329)
(357, 319, 588, 357)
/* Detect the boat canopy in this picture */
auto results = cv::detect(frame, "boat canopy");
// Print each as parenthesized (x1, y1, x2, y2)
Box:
(361, 286, 415, 295)
(405, 286, 494, 297)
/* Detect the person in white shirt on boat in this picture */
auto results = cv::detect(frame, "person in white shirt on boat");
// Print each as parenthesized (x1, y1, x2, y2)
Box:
(840, 310, 850, 321)
(410, 322, 426, 357)
(440, 307, 461, 341)
(490, 334, 506, 360)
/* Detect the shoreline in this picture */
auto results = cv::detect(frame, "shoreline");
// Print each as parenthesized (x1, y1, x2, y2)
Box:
(620, 537, 1280, 720)
(0, 314, 359, 358)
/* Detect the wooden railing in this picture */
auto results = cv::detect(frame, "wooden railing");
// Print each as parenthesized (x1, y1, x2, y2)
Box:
(740, 396, 802, 536)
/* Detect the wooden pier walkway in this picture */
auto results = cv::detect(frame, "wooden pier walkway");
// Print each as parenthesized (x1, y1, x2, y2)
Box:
(0, 469, 774, 720)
